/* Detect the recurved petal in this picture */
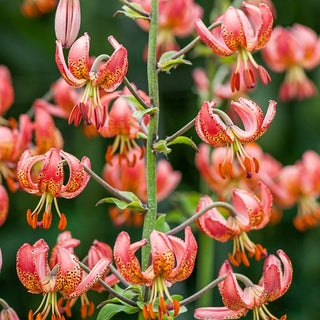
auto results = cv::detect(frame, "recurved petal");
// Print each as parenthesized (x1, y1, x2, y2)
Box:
(242, 2, 273, 51)
(221, 7, 247, 51)
(95, 36, 128, 92)
(194, 18, 234, 56)
(257, 100, 277, 139)
(262, 249, 292, 301)
(150, 230, 175, 278)
(68, 257, 110, 298)
(59, 151, 90, 198)
(195, 100, 232, 147)
(54, 247, 82, 296)
(16, 239, 50, 294)
(55, 40, 87, 87)
(38, 148, 64, 196)
(220, 271, 247, 310)
(166, 226, 197, 283)
(194, 306, 248, 319)
(17, 150, 46, 194)
(230, 98, 263, 142)
(113, 231, 150, 285)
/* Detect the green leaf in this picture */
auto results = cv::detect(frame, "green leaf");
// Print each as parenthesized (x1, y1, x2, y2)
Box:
(121, 95, 145, 111)
(167, 136, 199, 152)
(153, 140, 172, 154)
(158, 51, 192, 72)
(155, 215, 170, 233)
(96, 191, 146, 213)
(97, 303, 139, 320)
(133, 107, 158, 124)
(114, 4, 149, 21)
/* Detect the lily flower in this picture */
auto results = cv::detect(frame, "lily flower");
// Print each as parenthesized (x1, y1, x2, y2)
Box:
(16, 239, 109, 320)
(194, 250, 293, 320)
(98, 85, 149, 165)
(55, 32, 128, 129)
(21, 0, 57, 18)
(262, 24, 320, 102)
(0, 185, 9, 227)
(0, 65, 14, 119)
(195, 98, 276, 179)
(17, 148, 90, 230)
(0, 114, 32, 191)
(114, 227, 197, 319)
(103, 148, 181, 227)
(195, 2, 273, 91)
(0, 299, 20, 320)
(196, 182, 272, 266)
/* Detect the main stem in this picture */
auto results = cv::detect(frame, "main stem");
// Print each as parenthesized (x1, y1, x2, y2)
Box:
(142, 0, 159, 271)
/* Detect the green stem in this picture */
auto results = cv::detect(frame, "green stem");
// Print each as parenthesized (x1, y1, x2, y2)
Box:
(123, 77, 150, 110)
(165, 118, 196, 143)
(196, 233, 215, 307)
(141, 0, 159, 271)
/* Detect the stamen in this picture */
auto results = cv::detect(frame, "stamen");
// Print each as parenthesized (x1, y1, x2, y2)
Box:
(142, 305, 149, 320)
(88, 302, 95, 317)
(253, 157, 260, 173)
(147, 303, 156, 320)
(173, 300, 180, 317)
(58, 214, 67, 231)
(32, 213, 38, 229)
(218, 163, 226, 179)
(43, 212, 52, 229)
(28, 310, 34, 320)
(80, 304, 87, 319)
(159, 297, 167, 313)
(26, 209, 33, 226)
(236, 249, 242, 264)
(226, 161, 234, 179)
(228, 253, 240, 267)
(241, 251, 250, 267)
(244, 157, 252, 179)
(157, 306, 163, 320)
(231, 72, 240, 92)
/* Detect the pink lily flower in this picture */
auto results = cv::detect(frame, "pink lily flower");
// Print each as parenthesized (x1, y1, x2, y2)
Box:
(196, 182, 272, 266)
(195, 2, 273, 91)
(0, 185, 9, 227)
(55, 32, 128, 129)
(17, 148, 90, 230)
(194, 250, 292, 320)
(195, 98, 276, 179)
(16, 238, 109, 320)
(0, 65, 14, 118)
(114, 227, 197, 319)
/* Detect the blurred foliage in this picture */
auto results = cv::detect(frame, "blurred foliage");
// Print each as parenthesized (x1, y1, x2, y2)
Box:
(0, 0, 320, 320)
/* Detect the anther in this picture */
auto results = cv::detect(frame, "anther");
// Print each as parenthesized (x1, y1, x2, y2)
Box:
(28, 310, 34, 320)
(88, 302, 95, 317)
(241, 251, 250, 267)
(147, 303, 156, 320)
(159, 297, 167, 313)
(218, 163, 226, 179)
(253, 157, 260, 173)
(58, 214, 67, 231)
(142, 305, 149, 320)
(228, 253, 239, 267)
(173, 300, 180, 317)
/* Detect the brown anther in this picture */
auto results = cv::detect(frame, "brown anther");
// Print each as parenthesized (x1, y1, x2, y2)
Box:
(35, 313, 42, 320)
(43, 212, 52, 229)
(236, 249, 242, 264)
(228, 253, 240, 267)
(142, 304, 149, 320)
(118, 153, 123, 166)
(26, 209, 33, 226)
(58, 213, 67, 231)
(218, 163, 226, 179)
(159, 297, 167, 313)
(244, 157, 252, 179)
(65, 300, 72, 317)
(173, 300, 180, 317)
(147, 303, 156, 320)
(105, 146, 114, 165)
(6, 177, 17, 192)
(253, 157, 260, 173)
(28, 310, 34, 320)
(80, 304, 87, 319)
(241, 251, 250, 267)
(139, 146, 146, 159)
(226, 162, 234, 179)
(158, 307, 163, 320)
(32, 213, 38, 229)
(231, 72, 240, 92)
(88, 301, 95, 317)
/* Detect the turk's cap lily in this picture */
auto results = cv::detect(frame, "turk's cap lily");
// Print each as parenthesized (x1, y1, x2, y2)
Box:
(114, 227, 197, 286)
(56, 32, 128, 90)
(195, 250, 292, 320)
(196, 98, 276, 147)
(0, 65, 14, 116)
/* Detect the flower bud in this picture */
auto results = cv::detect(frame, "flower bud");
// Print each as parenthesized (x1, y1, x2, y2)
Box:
(55, 0, 81, 48)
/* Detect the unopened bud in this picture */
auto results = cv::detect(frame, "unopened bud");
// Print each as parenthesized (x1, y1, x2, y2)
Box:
(55, 0, 81, 48)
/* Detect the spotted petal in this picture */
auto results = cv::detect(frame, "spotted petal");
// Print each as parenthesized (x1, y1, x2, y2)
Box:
(16, 239, 50, 294)
(95, 36, 128, 92)
(166, 226, 197, 283)
(195, 100, 233, 147)
(59, 151, 91, 198)
(114, 231, 151, 285)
